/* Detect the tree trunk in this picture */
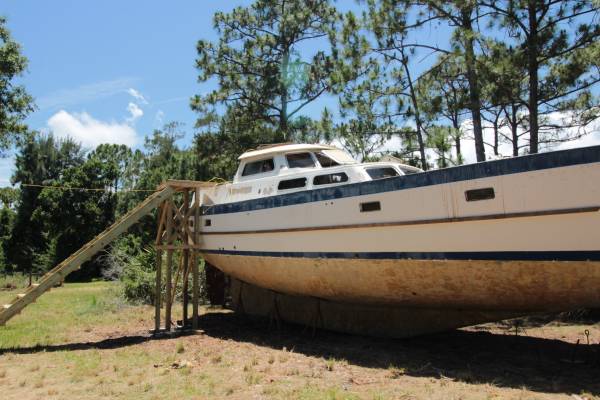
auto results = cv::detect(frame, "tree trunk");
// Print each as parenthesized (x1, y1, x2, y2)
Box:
(402, 54, 428, 171)
(493, 115, 499, 156)
(451, 118, 463, 164)
(509, 104, 519, 156)
(461, 8, 485, 162)
(527, 0, 539, 154)
(279, 50, 290, 142)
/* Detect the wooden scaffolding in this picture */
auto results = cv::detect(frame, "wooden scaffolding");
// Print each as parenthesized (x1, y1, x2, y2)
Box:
(153, 180, 218, 332)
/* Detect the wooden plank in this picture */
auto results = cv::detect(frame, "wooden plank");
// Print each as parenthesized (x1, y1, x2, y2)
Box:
(182, 249, 190, 326)
(164, 200, 174, 331)
(154, 203, 168, 245)
(154, 249, 163, 332)
(158, 179, 219, 191)
(165, 250, 173, 332)
(156, 244, 202, 250)
(192, 187, 201, 329)
(182, 190, 190, 327)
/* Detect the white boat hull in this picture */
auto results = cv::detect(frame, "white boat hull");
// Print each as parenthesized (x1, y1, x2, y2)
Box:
(197, 146, 600, 314)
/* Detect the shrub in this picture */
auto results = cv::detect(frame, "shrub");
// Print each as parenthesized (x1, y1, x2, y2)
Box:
(120, 247, 157, 305)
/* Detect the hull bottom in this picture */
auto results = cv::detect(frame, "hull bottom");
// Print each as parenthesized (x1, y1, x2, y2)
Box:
(203, 254, 600, 312)
(230, 279, 525, 338)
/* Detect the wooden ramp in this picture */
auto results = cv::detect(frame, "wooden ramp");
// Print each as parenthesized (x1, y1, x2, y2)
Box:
(0, 186, 175, 326)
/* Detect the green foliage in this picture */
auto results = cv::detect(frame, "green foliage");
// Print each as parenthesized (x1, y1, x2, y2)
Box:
(0, 206, 15, 272)
(484, 0, 600, 152)
(192, 0, 339, 140)
(7, 133, 85, 273)
(120, 247, 157, 305)
(0, 187, 18, 208)
(0, 16, 35, 154)
(31, 156, 117, 279)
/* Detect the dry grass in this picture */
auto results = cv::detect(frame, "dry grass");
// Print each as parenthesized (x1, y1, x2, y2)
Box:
(1, 282, 599, 400)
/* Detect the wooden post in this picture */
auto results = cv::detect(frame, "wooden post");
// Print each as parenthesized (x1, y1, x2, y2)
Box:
(182, 190, 190, 327)
(192, 187, 200, 329)
(165, 201, 174, 331)
(182, 249, 189, 327)
(165, 249, 173, 331)
(154, 248, 163, 332)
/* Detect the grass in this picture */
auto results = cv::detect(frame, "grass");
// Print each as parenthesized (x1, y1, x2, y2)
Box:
(0, 273, 29, 291)
(0, 281, 599, 400)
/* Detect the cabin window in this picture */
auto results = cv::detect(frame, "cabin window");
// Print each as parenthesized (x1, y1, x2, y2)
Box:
(242, 158, 275, 176)
(315, 152, 340, 168)
(360, 201, 381, 212)
(366, 167, 399, 180)
(313, 172, 349, 186)
(465, 187, 495, 202)
(286, 153, 315, 168)
(278, 177, 307, 190)
(399, 167, 419, 175)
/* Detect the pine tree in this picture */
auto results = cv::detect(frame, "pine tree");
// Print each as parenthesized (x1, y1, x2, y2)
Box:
(192, 0, 339, 141)
(0, 16, 34, 153)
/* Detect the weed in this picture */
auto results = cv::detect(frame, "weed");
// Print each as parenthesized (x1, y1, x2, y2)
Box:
(268, 354, 275, 364)
(0, 370, 6, 378)
(176, 342, 185, 354)
(244, 371, 262, 385)
(251, 355, 259, 366)
(211, 354, 222, 364)
(387, 365, 406, 379)
(278, 352, 289, 363)
(325, 357, 336, 371)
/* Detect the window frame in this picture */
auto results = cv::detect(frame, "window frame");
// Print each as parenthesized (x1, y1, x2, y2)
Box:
(241, 158, 276, 177)
(314, 152, 340, 168)
(313, 172, 349, 186)
(277, 177, 308, 191)
(285, 152, 316, 169)
(365, 167, 399, 180)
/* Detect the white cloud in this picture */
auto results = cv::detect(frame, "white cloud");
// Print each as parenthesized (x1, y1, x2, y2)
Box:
(155, 110, 165, 126)
(127, 88, 148, 104)
(126, 102, 144, 123)
(38, 78, 138, 110)
(337, 111, 600, 166)
(47, 110, 139, 148)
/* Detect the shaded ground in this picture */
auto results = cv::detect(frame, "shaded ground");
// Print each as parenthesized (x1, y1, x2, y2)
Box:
(0, 282, 599, 399)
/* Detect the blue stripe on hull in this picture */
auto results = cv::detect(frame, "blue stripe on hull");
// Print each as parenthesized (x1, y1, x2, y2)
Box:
(202, 145, 600, 216)
(201, 249, 600, 262)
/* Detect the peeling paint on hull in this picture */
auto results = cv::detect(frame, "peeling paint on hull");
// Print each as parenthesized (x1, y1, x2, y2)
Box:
(203, 254, 600, 312)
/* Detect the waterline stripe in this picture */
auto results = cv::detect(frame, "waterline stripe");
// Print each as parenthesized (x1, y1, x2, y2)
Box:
(201, 250, 600, 261)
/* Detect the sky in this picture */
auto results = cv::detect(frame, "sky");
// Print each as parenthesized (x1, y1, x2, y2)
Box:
(1, 1, 598, 183)
(0, 0, 256, 183)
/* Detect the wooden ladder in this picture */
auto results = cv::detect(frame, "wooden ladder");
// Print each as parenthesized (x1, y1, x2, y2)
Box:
(0, 186, 175, 326)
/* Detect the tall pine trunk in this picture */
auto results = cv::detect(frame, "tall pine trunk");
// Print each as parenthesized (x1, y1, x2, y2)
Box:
(527, 0, 539, 153)
(461, 8, 485, 162)
(402, 53, 428, 171)
(280, 50, 290, 142)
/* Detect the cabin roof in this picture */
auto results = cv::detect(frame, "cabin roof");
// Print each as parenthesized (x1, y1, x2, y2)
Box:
(238, 143, 338, 160)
